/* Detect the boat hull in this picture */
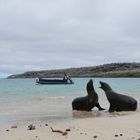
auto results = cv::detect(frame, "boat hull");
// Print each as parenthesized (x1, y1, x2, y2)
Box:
(35, 78, 74, 85)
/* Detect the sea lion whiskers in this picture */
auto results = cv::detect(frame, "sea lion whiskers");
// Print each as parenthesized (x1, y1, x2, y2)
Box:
(99, 81, 112, 92)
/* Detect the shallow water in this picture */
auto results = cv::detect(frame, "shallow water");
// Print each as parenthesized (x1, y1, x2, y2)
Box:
(0, 78, 140, 128)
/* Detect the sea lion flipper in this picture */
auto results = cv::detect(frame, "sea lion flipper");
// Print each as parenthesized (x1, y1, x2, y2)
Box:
(109, 105, 115, 112)
(95, 103, 105, 111)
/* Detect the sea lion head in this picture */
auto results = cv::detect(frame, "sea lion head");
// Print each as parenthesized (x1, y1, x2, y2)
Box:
(99, 81, 112, 91)
(86, 79, 94, 96)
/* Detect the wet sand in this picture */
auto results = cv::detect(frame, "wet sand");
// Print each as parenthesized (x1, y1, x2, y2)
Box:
(1, 112, 140, 140)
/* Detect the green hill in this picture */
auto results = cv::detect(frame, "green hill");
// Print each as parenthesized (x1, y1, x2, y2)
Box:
(7, 62, 140, 78)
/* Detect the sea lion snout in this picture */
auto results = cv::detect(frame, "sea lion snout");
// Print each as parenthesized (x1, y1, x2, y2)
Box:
(86, 79, 93, 93)
(99, 81, 112, 91)
(89, 79, 93, 84)
(99, 81, 104, 89)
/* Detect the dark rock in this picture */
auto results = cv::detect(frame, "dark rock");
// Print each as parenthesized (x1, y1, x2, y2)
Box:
(66, 128, 70, 131)
(28, 124, 35, 130)
(93, 135, 97, 138)
(11, 125, 17, 128)
(115, 134, 118, 137)
(120, 134, 123, 136)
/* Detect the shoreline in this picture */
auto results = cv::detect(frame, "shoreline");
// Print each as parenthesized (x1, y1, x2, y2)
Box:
(1, 111, 140, 140)
(1, 109, 138, 130)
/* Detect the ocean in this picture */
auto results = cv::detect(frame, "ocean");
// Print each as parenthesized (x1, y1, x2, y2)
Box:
(0, 78, 140, 128)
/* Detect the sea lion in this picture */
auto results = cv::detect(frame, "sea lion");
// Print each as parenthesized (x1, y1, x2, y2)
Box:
(99, 81, 137, 112)
(72, 79, 104, 111)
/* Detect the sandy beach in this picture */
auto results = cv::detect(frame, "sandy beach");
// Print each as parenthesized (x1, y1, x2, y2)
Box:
(1, 0, 140, 139)
(1, 111, 140, 140)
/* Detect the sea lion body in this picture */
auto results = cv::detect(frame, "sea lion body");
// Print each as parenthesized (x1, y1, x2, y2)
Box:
(72, 79, 104, 111)
(72, 96, 94, 111)
(99, 81, 137, 112)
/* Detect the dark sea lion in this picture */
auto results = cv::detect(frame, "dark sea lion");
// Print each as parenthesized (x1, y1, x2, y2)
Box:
(99, 81, 137, 112)
(72, 79, 104, 111)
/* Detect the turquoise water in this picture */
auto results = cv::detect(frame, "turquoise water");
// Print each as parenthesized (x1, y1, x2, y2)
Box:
(0, 78, 140, 128)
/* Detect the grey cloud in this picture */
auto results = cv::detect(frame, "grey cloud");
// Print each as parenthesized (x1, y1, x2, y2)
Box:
(0, 0, 140, 75)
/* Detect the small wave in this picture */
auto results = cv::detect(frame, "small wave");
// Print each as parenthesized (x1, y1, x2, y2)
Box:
(47, 96, 67, 99)
(30, 97, 44, 101)
(0, 107, 23, 115)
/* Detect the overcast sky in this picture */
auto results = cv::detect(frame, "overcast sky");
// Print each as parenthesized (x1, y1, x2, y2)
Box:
(0, 0, 140, 76)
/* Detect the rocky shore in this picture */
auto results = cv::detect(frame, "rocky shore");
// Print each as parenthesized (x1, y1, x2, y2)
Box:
(8, 62, 140, 78)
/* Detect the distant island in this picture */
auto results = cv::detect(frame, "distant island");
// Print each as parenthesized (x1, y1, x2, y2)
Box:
(7, 62, 140, 78)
